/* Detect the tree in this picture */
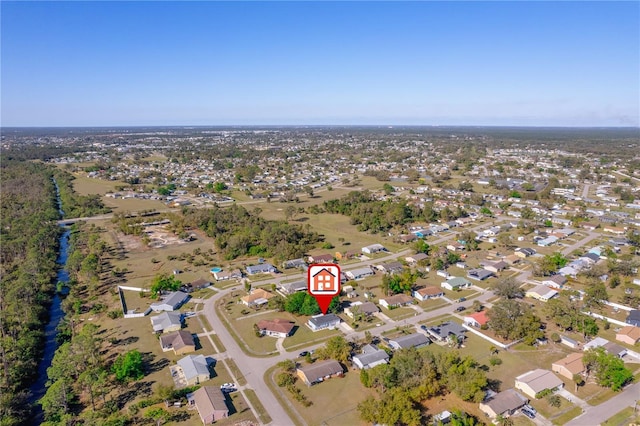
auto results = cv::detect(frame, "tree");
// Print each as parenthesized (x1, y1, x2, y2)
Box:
(492, 276, 523, 299)
(382, 183, 394, 195)
(285, 205, 297, 221)
(488, 300, 543, 344)
(583, 347, 633, 391)
(547, 394, 561, 407)
(112, 350, 144, 382)
(145, 407, 169, 426)
(316, 336, 351, 364)
(584, 280, 609, 309)
(213, 182, 227, 193)
(150, 273, 182, 297)
(414, 239, 431, 254)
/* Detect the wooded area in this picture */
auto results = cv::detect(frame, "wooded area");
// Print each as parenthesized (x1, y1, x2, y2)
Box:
(0, 161, 61, 424)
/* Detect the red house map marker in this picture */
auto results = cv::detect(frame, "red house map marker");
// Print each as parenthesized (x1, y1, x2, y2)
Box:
(307, 263, 341, 314)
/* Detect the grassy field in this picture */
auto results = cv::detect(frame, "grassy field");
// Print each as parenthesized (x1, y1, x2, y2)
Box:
(602, 407, 640, 426)
(382, 306, 418, 321)
(282, 323, 340, 350)
(243, 388, 272, 425)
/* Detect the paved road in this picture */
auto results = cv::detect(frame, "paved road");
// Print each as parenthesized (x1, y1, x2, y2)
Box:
(581, 183, 590, 199)
(565, 382, 640, 426)
(561, 231, 600, 256)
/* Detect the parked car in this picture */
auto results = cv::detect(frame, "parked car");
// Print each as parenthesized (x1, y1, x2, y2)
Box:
(458, 297, 466, 302)
(524, 404, 536, 414)
(521, 408, 535, 419)
(299, 351, 309, 357)
(456, 306, 466, 312)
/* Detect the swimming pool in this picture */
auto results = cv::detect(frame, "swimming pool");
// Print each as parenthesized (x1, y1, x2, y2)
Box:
(210, 267, 222, 273)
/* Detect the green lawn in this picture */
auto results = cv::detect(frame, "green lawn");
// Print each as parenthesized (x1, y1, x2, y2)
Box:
(602, 407, 640, 426)
(552, 407, 583, 425)
(282, 323, 340, 350)
(417, 297, 450, 311)
(243, 388, 272, 425)
(383, 306, 418, 321)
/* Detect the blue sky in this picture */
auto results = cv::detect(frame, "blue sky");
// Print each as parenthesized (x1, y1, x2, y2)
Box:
(2, 1, 638, 127)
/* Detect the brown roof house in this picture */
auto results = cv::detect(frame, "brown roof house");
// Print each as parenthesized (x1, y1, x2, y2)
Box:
(552, 353, 585, 379)
(412, 286, 444, 302)
(616, 325, 640, 345)
(187, 386, 229, 424)
(479, 389, 528, 420)
(160, 330, 195, 355)
(241, 288, 275, 307)
(256, 318, 295, 338)
(297, 359, 344, 386)
(379, 294, 413, 309)
(515, 369, 563, 398)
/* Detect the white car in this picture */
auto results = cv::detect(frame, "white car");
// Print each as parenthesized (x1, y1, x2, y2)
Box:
(221, 383, 236, 389)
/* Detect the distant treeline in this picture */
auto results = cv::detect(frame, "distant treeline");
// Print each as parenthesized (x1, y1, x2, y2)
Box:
(184, 204, 323, 261)
(0, 161, 61, 424)
(323, 190, 468, 233)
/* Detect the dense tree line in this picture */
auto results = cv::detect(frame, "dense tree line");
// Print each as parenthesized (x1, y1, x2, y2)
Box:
(323, 190, 468, 234)
(183, 204, 322, 261)
(0, 161, 61, 424)
(358, 348, 487, 425)
(52, 170, 111, 219)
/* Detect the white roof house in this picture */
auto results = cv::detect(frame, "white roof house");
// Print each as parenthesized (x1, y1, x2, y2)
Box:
(150, 291, 189, 312)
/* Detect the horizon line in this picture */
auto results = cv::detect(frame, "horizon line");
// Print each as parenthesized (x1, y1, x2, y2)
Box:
(2, 124, 639, 129)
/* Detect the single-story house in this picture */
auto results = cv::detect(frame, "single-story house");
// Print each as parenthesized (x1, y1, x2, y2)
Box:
(405, 252, 429, 264)
(191, 278, 211, 289)
(376, 261, 404, 274)
(503, 254, 521, 265)
(346, 267, 375, 280)
(241, 288, 275, 307)
(514, 247, 536, 258)
(543, 275, 567, 289)
(388, 333, 430, 350)
(412, 286, 444, 301)
(603, 226, 626, 235)
(463, 311, 489, 328)
(188, 386, 228, 424)
(446, 243, 465, 252)
(397, 233, 418, 243)
(467, 269, 494, 281)
(277, 281, 307, 296)
(525, 285, 559, 302)
(442, 277, 472, 291)
(245, 263, 277, 275)
(297, 359, 344, 386)
(379, 294, 413, 309)
(552, 353, 585, 379)
(177, 354, 212, 386)
(626, 310, 640, 327)
(583, 338, 628, 358)
(483, 261, 508, 273)
(479, 389, 528, 420)
(426, 321, 467, 343)
(537, 236, 559, 247)
(307, 313, 341, 332)
(560, 335, 580, 349)
(308, 254, 334, 264)
(558, 266, 579, 278)
(362, 244, 385, 254)
(515, 369, 563, 398)
(150, 291, 189, 312)
(579, 252, 600, 264)
(212, 269, 242, 281)
(256, 318, 295, 338)
(151, 311, 183, 333)
(160, 330, 195, 355)
(282, 258, 307, 269)
(616, 325, 640, 345)
(352, 344, 390, 370)
(344, 301, 379, 318)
